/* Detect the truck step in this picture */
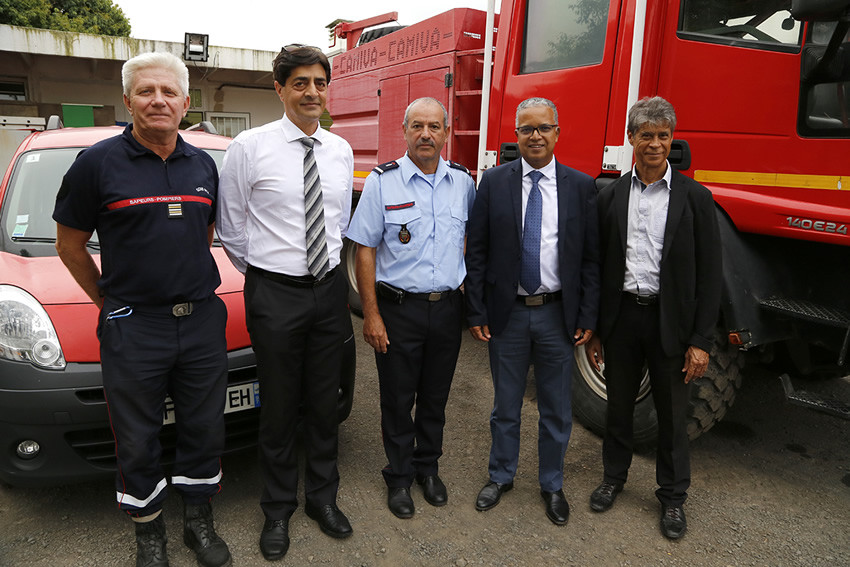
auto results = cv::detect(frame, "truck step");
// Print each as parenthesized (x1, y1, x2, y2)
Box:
(759, 297, 850, 327)
(779, 374, 850, 420)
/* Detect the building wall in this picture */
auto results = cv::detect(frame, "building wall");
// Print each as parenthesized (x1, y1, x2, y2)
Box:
(0, 25, 283, 135)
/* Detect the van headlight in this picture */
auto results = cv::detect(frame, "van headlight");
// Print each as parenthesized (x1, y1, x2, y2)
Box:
(0, 285, 66, 369)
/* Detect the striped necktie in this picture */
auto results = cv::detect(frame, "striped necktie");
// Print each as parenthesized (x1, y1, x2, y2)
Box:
(300, 136, 330, 279)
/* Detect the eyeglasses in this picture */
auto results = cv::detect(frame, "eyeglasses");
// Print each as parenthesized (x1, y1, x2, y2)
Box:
(515, 124, 558, 136)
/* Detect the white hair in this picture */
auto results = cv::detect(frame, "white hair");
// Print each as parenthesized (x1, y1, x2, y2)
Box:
(122, 52, 189, 98)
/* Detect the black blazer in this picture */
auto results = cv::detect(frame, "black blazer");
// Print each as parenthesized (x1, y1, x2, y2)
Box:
(465, 158, 600, 337)
(596, 169, 722, 356)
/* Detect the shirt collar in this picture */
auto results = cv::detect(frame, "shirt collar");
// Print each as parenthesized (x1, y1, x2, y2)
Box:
(122, 124, 193, 159)
(399, 153, 449, 185)
(281, 113, 327, 145)
(520, 156, 556, 180)
(631, 161, 672, 190)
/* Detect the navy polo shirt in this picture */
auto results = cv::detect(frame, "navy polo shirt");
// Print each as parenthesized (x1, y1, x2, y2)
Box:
(53, 125, 221, 304)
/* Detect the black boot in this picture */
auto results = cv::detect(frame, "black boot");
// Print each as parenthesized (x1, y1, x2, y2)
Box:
(183, 502, 232, 567)
(135, 514, 168, 567)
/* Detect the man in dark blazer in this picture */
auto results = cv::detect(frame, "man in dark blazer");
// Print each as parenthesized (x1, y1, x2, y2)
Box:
(465, 97, 600, 526)
(585, 96, 721, 539)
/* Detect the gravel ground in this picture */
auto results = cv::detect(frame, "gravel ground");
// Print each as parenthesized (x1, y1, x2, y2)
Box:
(1, 315, 848, 566)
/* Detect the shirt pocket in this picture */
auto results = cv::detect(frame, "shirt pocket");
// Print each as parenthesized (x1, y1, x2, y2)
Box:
(450, 204, 468, 247)
(383, 205, 423, 254)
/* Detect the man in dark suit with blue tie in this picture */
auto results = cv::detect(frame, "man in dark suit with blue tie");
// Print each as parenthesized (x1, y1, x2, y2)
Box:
(465, 97, 600, 525)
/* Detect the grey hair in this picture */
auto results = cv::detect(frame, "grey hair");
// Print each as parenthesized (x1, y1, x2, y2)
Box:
(403, 97, 448, 128)
(515, 97, 558, 126)
(122, 52, 190, 99)
(627, 96, 677, 133)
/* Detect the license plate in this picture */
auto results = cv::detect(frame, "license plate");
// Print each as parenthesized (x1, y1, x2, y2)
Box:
(163, 381, 260, 425)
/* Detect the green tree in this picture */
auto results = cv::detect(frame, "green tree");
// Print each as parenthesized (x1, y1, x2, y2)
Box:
(0, 0, 131, 37)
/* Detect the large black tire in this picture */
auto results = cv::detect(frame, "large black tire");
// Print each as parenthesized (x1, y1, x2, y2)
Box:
(572, 344, 658, 451)
(341, 237, 363, 317)
(687, 333, 744, 439)
(572, 330, 745, 448)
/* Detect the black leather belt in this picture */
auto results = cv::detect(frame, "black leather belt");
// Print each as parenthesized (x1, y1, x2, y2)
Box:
(517, 290, 562, 306)
(623, 291, 658, 306)
(406, 289, 458, 302)
(110, 296, 212, 317)
(248, 265, 337, 288)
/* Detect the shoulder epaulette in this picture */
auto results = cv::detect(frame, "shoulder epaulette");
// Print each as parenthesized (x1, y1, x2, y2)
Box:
(372, 161, 399, 174)
(448, 161, 471, 176)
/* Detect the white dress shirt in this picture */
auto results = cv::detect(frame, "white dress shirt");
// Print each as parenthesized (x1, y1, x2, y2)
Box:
(217, 114, 354, 275)
(623, 162, 672, 295)
(519, 156, 560, 294)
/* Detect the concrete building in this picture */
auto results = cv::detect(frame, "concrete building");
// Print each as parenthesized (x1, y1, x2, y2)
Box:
(0, 24, 282, 137)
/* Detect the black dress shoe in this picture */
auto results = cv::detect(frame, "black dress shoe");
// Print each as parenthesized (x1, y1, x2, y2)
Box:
(305, 503, 353, 539)
(589, 482, 623, 512)
(387, 487, 415, 518)
(660, 506, 687, 539)
(541, 489, 570, 526)
(259, 518, 289, 561)
(135, 515, 168, 567)
(475, 481, 513, 511)
(183, 503, 232, 567)
(415, 475, 447, 507)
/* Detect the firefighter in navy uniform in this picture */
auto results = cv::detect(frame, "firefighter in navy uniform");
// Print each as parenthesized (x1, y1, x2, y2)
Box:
(53, 52, 231, 567)
(347, 97, 476, 519)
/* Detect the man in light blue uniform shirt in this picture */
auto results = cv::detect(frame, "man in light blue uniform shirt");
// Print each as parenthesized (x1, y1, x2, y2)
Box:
(347, 97, 475, 519)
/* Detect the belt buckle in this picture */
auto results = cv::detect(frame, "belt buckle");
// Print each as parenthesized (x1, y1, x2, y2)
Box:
(172, 302, 193, 317)
(635, 295, 652, 306)
(525, 295, 544, 306)
(427, 292, 443, 302)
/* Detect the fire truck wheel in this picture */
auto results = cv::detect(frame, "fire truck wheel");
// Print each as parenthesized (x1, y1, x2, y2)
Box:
(341, 237, 363, 316)
(686, 332, 744, 439)
(572, 344, 658, 452)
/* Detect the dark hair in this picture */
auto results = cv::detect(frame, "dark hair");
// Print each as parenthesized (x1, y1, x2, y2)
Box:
(272, 45, 331, 85)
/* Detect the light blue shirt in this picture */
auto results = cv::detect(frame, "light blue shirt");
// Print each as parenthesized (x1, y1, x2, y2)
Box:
(347, 154, 476, 293)
(623, 162, 672, 295)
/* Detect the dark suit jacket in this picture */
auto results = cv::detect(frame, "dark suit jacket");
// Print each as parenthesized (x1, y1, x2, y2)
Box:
(596, 169, 722, 356)
(465, 159, 600, 337)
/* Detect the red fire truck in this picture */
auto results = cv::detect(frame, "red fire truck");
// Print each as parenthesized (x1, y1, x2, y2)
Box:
(328, 0, 850, 445)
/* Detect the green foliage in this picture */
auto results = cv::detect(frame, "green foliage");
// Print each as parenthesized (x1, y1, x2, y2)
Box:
(0, 0, 131, 37)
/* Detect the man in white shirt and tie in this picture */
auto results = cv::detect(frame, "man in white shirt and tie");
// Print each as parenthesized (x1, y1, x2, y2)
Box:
(217, 44, 354, 561)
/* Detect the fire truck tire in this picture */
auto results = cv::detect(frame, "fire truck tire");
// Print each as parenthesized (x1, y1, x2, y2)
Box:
(572, 330, 744, 448)
(571, 344, 658, 452)
(341, 238, 363, 316)
(686, 333, 744, 439)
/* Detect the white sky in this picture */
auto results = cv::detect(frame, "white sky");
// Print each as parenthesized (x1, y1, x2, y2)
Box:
(114, 1, 491, 53)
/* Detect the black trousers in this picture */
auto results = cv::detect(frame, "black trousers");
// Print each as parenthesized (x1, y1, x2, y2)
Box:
(376, 290, 463, 488)
(244, 268, 349, 520)
(601, 298, 691, 507)
(99, 295, 228, 517)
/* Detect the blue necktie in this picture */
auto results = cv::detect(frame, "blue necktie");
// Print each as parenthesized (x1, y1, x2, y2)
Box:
(520, 170, 544, 295)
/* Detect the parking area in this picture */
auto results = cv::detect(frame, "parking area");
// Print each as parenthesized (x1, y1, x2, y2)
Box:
(1, 315, 848, 566)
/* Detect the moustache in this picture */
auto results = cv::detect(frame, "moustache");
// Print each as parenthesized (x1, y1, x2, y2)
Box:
(417, 140, 435, 147)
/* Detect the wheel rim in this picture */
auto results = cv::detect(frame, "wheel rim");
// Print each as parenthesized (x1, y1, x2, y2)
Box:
(574, 344, 652, 402)
(343, 239, 359, 295)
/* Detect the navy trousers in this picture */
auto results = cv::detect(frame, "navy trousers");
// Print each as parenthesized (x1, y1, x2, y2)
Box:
(375, 291, 463, 488)
(99, 295, 228, 517)
(487, 300, 574, 492)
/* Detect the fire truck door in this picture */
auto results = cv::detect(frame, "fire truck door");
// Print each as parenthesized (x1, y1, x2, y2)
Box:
(378, 68, 451, 163)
